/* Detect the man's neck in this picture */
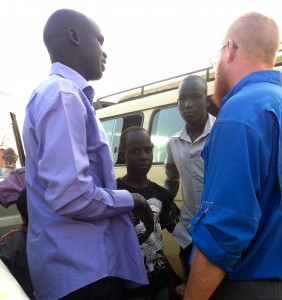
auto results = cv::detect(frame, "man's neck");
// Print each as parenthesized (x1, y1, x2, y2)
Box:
(186, 114, 208, 142)
(121, 174, 149, 188)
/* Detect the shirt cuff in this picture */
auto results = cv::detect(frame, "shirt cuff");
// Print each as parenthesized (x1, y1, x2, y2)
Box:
(189, 208, 241, 273)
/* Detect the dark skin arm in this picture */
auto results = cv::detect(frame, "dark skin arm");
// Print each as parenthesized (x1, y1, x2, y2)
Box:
(164, 161, 181, 230)
(164, 162, 179, 199)
(164, 179, 179, 199)
(164, 178, 180, 230)
(184, 247, 226, 300)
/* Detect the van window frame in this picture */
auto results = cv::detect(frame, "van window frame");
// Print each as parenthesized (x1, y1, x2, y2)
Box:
(149, 104, 185, 165)
(100, 112, 144, 165)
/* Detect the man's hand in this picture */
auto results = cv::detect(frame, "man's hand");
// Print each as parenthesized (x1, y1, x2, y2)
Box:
(170, 201, 180, 224)
(131, 193, 154, 244)
(166, 201, 180, 233)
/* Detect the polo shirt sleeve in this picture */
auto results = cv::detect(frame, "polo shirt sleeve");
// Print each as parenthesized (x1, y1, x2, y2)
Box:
(189, 119, 271, 273)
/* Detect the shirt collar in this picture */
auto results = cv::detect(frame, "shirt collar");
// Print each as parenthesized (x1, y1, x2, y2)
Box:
(220, 70, 281, 109)
(180, 113, 215, 142)
(50, 62, 91, 92)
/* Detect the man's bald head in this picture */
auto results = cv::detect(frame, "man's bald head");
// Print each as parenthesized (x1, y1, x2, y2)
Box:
(43, 8, 106, 81)
(223, 12, 280, 67)
(43, 9, 89, 60)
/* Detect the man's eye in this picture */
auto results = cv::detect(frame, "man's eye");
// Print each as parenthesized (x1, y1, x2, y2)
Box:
(178, 95, 202, 102)
(193, 95, 202, 100)
(129, 149, 139, 154)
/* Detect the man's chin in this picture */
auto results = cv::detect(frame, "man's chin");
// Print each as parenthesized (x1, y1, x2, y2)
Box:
(91, 72, 103, 81)
(213, 64, 229, 107)
(213, 94, 222, 107)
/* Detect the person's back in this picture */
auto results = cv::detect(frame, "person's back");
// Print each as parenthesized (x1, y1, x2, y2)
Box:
(0, 188, 35, 299)
(164, 75, 215, 295)
(184, 12, 282, 300)
(117, 126, 175, 300)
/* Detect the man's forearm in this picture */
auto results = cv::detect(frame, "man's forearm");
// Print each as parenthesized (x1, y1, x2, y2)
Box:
(164, 179, 179, 199)
(184, 246, 226, 300)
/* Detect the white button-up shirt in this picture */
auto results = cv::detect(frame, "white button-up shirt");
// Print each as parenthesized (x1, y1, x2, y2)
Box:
(165, 113, 216, 248)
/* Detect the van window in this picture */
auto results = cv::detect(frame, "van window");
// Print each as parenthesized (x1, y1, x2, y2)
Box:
(151, 106, 184, 163)
(102, 118, 123, 164)
(101, 114, 143, 164)
(150, 106, 184, 163)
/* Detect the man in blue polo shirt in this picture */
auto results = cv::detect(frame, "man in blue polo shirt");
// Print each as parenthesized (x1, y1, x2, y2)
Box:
(184, 12, 282, 300)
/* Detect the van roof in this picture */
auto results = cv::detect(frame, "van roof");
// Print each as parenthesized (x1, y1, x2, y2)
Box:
(95, 66, 214, 109)
(95, 48, 282, 110)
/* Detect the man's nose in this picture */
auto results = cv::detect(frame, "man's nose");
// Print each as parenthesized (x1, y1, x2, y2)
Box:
(139, 150, 149, 159)
(184, 99, 193, 107)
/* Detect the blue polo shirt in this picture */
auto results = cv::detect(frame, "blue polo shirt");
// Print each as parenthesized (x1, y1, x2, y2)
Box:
(189, 70, 282, 280)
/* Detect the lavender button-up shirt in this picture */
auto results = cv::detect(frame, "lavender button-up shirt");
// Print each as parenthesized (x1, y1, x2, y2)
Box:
(23, 63, 147, 300)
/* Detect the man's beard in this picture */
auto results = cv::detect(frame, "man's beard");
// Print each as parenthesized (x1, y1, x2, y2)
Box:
(213, 61, 230, 107)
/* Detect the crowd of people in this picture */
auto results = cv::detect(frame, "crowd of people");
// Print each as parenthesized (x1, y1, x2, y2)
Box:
(0, 7, 281, 300)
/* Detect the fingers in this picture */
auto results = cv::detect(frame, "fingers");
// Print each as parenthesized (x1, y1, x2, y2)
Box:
(131, 193, 154, 244)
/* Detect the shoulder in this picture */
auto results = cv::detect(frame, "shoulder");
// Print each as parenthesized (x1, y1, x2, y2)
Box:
(220, 72, 282, 124)
(15, 168, 25, 176)
(167, 127, 186, 148)
(207, 113, 216, 124)
(28, 76, 85, 120)
(149, 182, 172, 200)
(36, 75, 79, 99)
(116, 178, 133, 192)
(170, 127, 184, 139)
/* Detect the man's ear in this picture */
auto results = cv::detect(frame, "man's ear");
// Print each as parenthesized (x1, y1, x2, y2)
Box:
(226, 39, 236, 63)
(67, 27, 80, 46)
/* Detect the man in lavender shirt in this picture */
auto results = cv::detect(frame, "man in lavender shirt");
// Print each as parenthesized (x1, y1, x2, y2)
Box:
(23, 9, 153, 300)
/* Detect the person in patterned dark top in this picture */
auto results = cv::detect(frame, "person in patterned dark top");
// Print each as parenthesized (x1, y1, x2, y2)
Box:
(0, 188, 35, 299)
(117, 126, 176, 300)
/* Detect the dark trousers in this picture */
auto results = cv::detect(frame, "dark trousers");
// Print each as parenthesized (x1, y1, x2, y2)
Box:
(179, 243, 193, 281)
(59, 277, 123, 300)
(211, 279, 282, 300)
